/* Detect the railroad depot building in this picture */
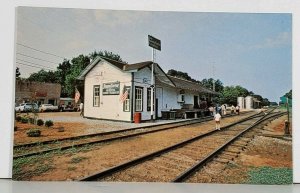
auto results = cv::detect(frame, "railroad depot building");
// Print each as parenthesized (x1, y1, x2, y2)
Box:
(15, 79, 61, 106)
(77, 57, 218, 122)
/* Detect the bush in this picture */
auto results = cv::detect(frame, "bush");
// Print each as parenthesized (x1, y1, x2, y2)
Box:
(37, 119, 44, 126)
(26, 129, 41, 137)
(28, 117, 35, 124)
(21, 117, 28, 123)
(16, 116, 22, 122)
(45, 120, 54, 127)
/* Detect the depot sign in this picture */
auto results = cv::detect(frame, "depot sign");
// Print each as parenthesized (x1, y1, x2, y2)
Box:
(148, 35, 161, 51)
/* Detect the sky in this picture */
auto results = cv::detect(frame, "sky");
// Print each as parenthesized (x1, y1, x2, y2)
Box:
(16, 7, 292, 102)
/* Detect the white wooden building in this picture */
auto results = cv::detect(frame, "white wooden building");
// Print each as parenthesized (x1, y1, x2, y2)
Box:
(77, 57, 218, 122)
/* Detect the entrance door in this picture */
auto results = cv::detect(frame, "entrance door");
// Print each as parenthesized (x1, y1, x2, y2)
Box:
(194, 96, 199, 108)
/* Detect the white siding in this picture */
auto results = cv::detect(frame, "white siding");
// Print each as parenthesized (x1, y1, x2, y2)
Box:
(133, 67, 153, 120)
(84, 60, 132, 121)
(155, 83, 201, 117)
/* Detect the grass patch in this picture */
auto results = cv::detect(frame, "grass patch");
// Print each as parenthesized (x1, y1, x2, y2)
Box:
(246, 166, 292, 185)
(67, 166, 77, 171)
(70, 156, 87, 164)
(13, 154, 54, 180)
(57, 144, 93, 155)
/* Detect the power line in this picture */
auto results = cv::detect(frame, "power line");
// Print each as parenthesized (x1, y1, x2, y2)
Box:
(16, 59, 56, 70)
(16, 62, 55, 71)
(16, 53, 60, 64)
(17, 43, 65, 59)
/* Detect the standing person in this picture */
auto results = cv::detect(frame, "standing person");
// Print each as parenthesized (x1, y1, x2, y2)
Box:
(231, 105, 235, 114)
(209, 106, 214, 116)
(236, 105, 240, 115)
(221, 104, 227, 115)
(214, 112, 222, 130)
(80, 102, 84, 117)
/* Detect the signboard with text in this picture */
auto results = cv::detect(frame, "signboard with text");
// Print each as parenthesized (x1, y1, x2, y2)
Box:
(148, 35, 161, 51)
(103, 82, 120, 95)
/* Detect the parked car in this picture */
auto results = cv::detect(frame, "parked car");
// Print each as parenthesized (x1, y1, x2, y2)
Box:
(15, 103, 39, 112)
(39, 104, 59, 112)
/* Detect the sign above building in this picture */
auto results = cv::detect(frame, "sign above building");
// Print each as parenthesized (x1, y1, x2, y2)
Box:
(103, 82, 120, 95)
(148, 35, 161, 51)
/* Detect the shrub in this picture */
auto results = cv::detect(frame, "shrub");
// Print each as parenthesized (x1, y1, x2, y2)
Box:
(26, 129, 41, 137)
(45, 120, 54, 127)
(37, 119, 44, 126)
(28, 117, 35, 124)
(21, 117, 28, 124)
(16, 116, 22, 122)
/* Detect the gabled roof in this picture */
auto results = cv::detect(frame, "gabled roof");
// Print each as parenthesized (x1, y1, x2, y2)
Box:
(123, 61, 153, 71)
(77, 57, 153, 80)
(167, 76, 219, 95)
(77, 56, 219, 95)
(77, 57, 126, 80)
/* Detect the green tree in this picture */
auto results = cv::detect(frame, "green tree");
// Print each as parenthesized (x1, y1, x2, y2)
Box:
(64, 55, 90, 96)
(218, 85, 249, 105)
(89, 50, 125, 62)
(27, 69, 60, 83)
(285, 89, 292, 99)
(167, 69, 199, 83)
(262, 98, 270, 106)
(200, 78, 224, 92)
(26, 50, 125, 98)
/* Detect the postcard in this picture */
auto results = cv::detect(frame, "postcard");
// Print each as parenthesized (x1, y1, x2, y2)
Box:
(13, 7, 292, 184)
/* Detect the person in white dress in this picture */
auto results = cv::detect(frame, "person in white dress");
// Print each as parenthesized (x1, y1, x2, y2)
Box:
(214, 112, 221, 130)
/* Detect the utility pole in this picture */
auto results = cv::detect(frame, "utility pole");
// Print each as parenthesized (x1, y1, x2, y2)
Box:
(212, 64, 216, 92)
(148, 35, 161, 122)
(150, 48, 155, 121)
(285, 97, 290, 135)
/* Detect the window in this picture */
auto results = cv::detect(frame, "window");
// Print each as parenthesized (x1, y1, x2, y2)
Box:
(135, 87, 143, 112)
(93, 85, 100, 107)
(123, 87, 131, 112)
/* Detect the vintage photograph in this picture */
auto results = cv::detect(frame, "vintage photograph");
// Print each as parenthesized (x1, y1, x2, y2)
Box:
(13, 7, 292, 184)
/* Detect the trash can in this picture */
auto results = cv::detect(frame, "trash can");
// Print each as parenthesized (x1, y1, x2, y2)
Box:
(134, 112, 141, 123)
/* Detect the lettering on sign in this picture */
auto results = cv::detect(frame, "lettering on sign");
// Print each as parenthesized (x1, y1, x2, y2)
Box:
(103, 82, 120, 95)
(148, 35, 161, 51)
(36, 92, 47, 97)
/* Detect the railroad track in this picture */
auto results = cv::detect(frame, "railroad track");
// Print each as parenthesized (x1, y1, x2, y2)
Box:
(13, 111, 256, 159)
(78, 109, 284, 182)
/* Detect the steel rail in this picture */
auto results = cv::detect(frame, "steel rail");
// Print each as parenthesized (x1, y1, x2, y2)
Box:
(172, 111, 286, 182)
(14, 112, 259, 159)
(14, 111, 252, 149)
(78, 109, 277, 181)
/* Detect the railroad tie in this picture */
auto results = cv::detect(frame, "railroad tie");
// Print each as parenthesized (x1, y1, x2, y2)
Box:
(225, 149, 241, 154)
(218, 155, 235, 161)
(222, 152, 239, 157)
(214, 158, 229, 164)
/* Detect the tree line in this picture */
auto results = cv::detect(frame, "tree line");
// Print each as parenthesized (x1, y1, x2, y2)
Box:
(17, 51, 290, 106)
(18, 50, 125, 97)
(167, 69, 272, 106)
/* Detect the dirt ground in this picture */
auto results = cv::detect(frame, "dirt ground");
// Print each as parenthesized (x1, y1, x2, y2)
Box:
(14, 112, 254, 181)
(13, 111, 253, 145)
(14, 111, 292, 183)
(188, 115, 292, 184)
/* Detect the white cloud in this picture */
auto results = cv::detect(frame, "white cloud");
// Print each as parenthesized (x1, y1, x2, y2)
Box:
(252, 31, 291, 49)
(92, 10, 151, 28)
